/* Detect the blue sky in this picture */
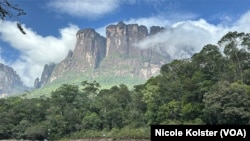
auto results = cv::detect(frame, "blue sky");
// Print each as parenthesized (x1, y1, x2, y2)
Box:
(1, 0, 250, 86)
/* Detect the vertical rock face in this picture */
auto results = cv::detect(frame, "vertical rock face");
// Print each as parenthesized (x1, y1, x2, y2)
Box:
(74, 28, 106, 69)
(0, 63, 26, 97)
(44, 28, 106, 83)
(34, 77, 40, 89)
(36, 22, 168, 88)
(102, 22, 167, 78)
(105, 21, 148, 57)
(34, 63, 56, 89)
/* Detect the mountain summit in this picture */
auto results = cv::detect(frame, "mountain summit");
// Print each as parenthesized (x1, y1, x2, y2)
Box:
(0, 63, 27, 97)
(35, 22, 169, 89)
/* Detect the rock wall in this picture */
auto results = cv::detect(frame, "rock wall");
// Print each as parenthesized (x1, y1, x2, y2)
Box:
(35, 22, 168, 88)
(0, 63, 26, 96)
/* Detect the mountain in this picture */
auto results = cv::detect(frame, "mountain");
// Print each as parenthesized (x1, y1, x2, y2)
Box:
(34, 63, 56, 89)
(0, 63, 27, 97)
(34, 22, 169, 91)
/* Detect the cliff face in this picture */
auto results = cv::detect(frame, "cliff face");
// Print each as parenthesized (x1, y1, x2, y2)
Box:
(74, 28, 106, 69)
(0, 63, 26, 97)
(35, 22, 168, 88)
(34, 63, 56, 89)
(47, 28, 106, 83)
(101, 22, 167, 78)
(105, 21, 148, 57)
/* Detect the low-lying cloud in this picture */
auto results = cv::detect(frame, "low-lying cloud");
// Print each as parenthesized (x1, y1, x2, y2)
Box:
(135, 11, 250, 60)
(0, 21, 79, 87)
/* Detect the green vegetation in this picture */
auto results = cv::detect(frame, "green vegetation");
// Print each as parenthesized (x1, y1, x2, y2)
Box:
(25, 72, 146, 98)
(1, 31, 250, 140)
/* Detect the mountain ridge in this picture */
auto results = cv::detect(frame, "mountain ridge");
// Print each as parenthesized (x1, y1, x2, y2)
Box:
(34, 22, 169, 92)
(0, 63, 27, 97)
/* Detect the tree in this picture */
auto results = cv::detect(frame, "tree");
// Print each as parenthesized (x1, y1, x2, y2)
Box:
(203, 81, 250, 124)
(48, 84, 82, 138)
(0, 0, 26, 34)
(218, 31, 250, 83)
(0, 0, 25, 20)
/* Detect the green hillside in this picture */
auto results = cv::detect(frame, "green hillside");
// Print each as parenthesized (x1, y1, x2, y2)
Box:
(23, 73, 146, 98)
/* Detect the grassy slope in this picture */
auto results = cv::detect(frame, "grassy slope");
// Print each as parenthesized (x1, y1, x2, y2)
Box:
(22, 55, 159, 98)
(22, 73, 146, 98)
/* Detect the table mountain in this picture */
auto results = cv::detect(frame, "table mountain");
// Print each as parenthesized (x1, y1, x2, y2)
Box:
(34, 22, 169, 89)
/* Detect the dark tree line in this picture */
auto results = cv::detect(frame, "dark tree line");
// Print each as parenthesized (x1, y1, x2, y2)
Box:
(0, 31, 250, 140)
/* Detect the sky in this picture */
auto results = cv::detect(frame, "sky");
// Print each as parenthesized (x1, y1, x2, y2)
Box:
(1, 0, 250, 87)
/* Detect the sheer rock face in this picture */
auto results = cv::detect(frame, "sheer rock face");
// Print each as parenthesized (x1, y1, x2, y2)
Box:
(34, 63, 56, 89)
(0, 63, 26, 97)
(102, 22, 167, 78)
(105, 21, 148, 57)
(46, 28, 106, 84)
(74, 28, 106, 69)
(35, 22, 168, 88)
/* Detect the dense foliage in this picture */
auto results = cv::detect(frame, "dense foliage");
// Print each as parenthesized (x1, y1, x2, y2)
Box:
(1, 31, 250, 140)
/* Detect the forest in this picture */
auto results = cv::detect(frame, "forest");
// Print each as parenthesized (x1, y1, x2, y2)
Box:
(0, 31, 250, 140)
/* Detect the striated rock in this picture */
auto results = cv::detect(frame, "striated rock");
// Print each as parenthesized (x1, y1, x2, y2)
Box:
(74, 28, 106, 69)
(44, 28, 106, 84)
(101, 22, 167, 79)
(0, 63, 26, 97)
(36, 22, 168, 88)
(105, 21, 148, 57)
(34, 63, 55, 89)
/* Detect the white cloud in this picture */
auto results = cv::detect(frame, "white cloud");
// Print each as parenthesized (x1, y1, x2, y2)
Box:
(47, 0, 173, 19)
(96, 12, 198, 36)
(96, 16, 171, 37)
(48, 0, 121, 19)
(232, 11, 250, 32)
(0, 21, 79, 87)
(96, 11, 250, 61)
(125, 16, 171, 29)
(135, 11, 250, 60)
(0, 47, 6, 64)
(136, 19, 224, 59)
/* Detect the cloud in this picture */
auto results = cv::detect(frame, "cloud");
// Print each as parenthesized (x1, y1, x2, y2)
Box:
(96, 16, 172, 37)
(96, 11, 250, 60)
(232, 11, 250, 32)
(136, 19, 226, 59)
(47, 0, 175, 19)
(95, 11, 198, 36)
(48, 0, 121, 19)
(135, 11, 250, 60)
(0, 21, 79, 87)
(0, 47, 6, 64)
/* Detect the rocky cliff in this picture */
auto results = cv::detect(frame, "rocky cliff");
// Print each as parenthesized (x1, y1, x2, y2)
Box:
(46, 28, 106, 84)
(34, 63, 56, 89)
(99, 22, 168, 79)
(0, 63, 26, 97)
(35, 22, 169, 88)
